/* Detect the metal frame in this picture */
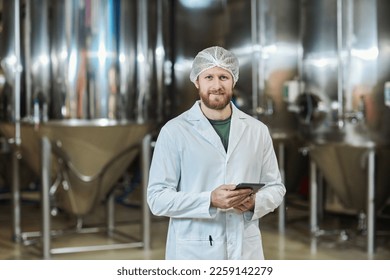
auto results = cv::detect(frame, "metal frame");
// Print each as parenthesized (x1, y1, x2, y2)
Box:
(309, 147, 376, 256)
(39, 133, 152, 259)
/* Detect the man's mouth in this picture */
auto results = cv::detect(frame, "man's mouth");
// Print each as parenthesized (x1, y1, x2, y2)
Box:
(209, 91, 224, 96)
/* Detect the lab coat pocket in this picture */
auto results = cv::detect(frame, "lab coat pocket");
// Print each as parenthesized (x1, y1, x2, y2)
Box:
(243, 221, 264, 259)
(176, 237, 226, 260)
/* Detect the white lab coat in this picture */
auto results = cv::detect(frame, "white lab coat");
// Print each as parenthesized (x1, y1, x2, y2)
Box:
(147, 101, 285, 260)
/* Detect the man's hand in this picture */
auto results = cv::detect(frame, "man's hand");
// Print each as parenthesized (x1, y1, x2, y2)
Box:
(233, 193, 255, 213)
(211, 184, 253, 209)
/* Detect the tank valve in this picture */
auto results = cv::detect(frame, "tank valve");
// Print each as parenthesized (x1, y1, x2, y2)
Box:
(357, 211, 367, 233)
(255, 98, 274, 116)
(344, 95, 366, 124)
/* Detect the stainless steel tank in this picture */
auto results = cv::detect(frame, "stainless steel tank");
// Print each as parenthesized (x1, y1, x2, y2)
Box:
(170, 0, 390, 214)
(0, 0, 170, 216)
(295, 0, 390, 212)
(250, 0, 304, 195)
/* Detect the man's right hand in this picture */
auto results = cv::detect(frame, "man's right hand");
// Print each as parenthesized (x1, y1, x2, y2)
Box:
(211, 184, 253, 209)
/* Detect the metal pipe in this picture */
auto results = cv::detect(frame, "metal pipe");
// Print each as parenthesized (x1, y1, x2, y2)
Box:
(336, 0, 344, 128)
(41, 137, 52, 259)
(141, 133, 152, 250)
(14, 0, 22, 133)
(251, 0, 268, 116)
(250, 0, 259, 114)
(24, 0, 32, 118)
(298, 0, 305, 93)
(278, 142, 285, 234)
(155, 0, 165, 123)
(258, 0, 266, 114)
(136, 0, 149, 122)
(344, 0, 353, 112)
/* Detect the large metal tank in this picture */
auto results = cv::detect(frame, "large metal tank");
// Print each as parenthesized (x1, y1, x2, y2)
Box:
(295, 0, 390, 213)
(171, 0, 390, 213)
(0, 0, 171, 216)
(250, 0, 304, 195)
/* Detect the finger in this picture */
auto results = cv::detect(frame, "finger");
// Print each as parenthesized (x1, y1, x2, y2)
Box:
(232, 188, 253, 196)
(238, 195, 256, 208)
(230, 195, 250, 207)
(236, 194, 253, 204)
(234, 203, 251, 212)
(233, 204, 246, 212)
(222, 184, 236, 191)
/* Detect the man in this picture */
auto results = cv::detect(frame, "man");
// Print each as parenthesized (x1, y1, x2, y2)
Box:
(147, 46, 285, 260)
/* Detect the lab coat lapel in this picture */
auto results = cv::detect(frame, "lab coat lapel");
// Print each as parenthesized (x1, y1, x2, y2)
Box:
(187, 101, 227, 156)
(227, 104, 248, 158)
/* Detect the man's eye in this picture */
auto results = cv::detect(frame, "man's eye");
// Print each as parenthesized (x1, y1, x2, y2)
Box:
(220, 76, 228, 80)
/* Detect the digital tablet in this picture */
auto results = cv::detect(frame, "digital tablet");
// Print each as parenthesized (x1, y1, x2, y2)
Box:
(234, 183, 266, 193)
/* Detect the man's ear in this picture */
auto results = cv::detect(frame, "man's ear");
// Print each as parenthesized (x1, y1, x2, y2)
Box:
(195, 80, 199, 89)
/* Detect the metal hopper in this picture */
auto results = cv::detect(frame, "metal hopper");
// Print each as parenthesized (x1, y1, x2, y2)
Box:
(309, 140, 390, 212)
(0, 120, 152, 216)
(40, 120, 152, 216)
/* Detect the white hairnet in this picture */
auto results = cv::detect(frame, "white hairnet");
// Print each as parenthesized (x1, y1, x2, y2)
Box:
(190, 46, 239, 86)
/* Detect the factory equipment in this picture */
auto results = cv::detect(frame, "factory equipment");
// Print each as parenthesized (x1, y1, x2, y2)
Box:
(287, 0, 390, 255)
(1, 0, 389, 259)
(0, 0, 171, 258)
(171, 0, 390, 254)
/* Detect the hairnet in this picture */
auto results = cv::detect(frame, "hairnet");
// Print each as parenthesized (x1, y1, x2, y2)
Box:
(190, 46, 239, 86)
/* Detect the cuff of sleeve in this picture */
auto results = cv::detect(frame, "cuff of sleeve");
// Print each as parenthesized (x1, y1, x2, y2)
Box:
(200, 191, 218, 218)
(243, 211, 254, 221)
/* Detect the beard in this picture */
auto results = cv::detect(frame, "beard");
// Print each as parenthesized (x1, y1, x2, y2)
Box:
(199, 89, 232, 110)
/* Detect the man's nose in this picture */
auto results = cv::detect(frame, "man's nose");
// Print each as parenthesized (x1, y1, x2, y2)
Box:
(211, 79, 222, 89)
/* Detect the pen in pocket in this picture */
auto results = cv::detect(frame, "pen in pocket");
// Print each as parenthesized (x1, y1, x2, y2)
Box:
(209, 235, 213, 246)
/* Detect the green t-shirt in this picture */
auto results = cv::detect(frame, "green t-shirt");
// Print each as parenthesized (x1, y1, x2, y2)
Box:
(208, 117, 231, 151)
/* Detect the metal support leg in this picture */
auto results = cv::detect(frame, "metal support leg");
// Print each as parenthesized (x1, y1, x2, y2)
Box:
(367, 148, 375, 256)
(107, 191, 115, 237)
(41, 137, 51, 259)
(317, 171, 324, 221)
(12, 149, 21, 243)
(310, 158, 318, 253)
(278, 142, 286, 234)
(310, 159, 318, 235)
(12, 0, 23, 244)
(141, 134, 152, 250)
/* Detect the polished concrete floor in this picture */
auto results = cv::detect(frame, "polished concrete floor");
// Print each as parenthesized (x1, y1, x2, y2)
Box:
(1, 191, 390, 260)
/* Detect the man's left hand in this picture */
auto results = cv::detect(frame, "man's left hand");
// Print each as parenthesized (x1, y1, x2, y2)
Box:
(233, 194, 255, 212)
